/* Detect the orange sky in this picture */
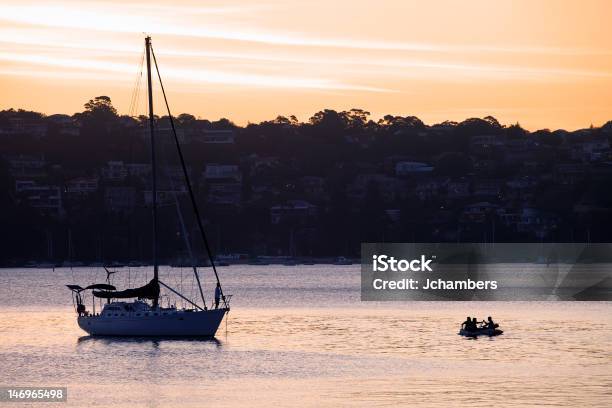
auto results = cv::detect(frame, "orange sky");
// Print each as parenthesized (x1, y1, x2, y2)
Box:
(0, 0, 611, 130)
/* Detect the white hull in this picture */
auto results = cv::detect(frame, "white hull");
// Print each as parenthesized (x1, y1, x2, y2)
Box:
(78, 308, 228, 337)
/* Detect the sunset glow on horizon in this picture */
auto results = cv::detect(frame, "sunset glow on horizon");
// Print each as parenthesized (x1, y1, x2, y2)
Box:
(0, 0, 611, 130)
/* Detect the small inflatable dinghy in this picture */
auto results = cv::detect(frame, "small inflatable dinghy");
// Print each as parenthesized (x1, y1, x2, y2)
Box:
(459, 328, 503, 338)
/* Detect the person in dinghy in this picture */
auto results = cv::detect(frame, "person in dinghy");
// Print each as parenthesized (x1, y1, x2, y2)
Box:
(482, 316, 499, 330)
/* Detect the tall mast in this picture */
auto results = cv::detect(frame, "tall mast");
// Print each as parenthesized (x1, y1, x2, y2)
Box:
(145, 36, 159, 307)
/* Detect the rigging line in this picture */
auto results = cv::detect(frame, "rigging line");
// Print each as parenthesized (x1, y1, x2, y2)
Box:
(134, 53, 144, 117)
(68, 229, 75, 283)
(128, 60, 137, 115)
(180, 267, 183, 308)
(158, 280, 204, 311)
(130, 51, 143, 117)
(127, 53, 144, 268)
(189, 266, 195, 307)
(134, 56, 143, 116)
(128, 50, 145, 117)
(150, 45, 227, 307)
(157, 111, 208, 309)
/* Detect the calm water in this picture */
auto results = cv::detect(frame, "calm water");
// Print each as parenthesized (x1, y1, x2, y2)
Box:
(0, 266, 610, 407)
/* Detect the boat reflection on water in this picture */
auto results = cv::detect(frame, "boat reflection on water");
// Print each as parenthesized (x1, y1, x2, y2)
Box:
(76, 335, 223, 348)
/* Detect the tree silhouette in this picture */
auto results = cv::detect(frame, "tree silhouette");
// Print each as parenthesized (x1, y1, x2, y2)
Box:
(82, 96, 117, 120)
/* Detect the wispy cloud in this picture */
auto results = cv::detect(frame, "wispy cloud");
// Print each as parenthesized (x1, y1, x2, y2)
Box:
(1, 3, 609, 56)
(0, 52, 393, 92)
(0, 34, 609, 82)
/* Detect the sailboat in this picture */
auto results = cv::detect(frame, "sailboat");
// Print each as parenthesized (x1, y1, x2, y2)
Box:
(66, 36, 230, 337)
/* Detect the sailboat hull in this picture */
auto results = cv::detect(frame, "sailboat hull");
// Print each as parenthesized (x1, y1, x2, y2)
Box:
(77, 308, 228, 337)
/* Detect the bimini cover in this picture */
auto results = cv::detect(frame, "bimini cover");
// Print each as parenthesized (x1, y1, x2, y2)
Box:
(85, 283, 116, 291)
(93, 279, 159, 300)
